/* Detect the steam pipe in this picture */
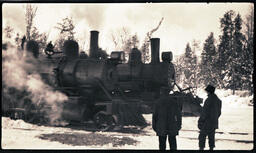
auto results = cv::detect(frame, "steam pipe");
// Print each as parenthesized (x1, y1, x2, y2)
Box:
(89, 31, 99, 58)
(150, 38, 160, 64)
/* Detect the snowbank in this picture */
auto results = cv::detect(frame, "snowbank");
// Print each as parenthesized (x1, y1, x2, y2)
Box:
(195, 88, 253, 108)
(2, 117, 39, 129)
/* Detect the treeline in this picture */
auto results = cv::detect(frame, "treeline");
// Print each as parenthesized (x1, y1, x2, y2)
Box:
(175, 8, 254, 94)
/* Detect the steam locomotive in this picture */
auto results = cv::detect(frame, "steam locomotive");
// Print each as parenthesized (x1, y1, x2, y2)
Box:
(3, 30, 202, 131)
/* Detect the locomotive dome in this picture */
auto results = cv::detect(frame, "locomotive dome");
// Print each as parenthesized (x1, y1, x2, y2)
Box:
(63, 40, 79, 59)
(129, 48, 142, 63)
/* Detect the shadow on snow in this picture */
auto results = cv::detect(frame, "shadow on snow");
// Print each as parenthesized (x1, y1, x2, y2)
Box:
(37, 132, 138, 147)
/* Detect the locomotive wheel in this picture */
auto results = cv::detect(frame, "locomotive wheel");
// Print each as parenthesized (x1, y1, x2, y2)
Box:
(93, 111, 117, 131)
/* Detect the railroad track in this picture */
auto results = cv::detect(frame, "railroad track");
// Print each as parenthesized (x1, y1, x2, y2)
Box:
(180, 129, 252, 135)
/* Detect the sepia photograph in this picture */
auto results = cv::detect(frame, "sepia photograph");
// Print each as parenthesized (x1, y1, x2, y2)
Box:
(2, 2, 254, 150)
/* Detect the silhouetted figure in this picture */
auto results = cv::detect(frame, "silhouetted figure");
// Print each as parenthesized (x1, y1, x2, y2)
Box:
(198, 85, 222, 150)
(45, 41, 54, 57)
(46, 41, 54, 51)
(21, 36, 26, 50)
(153, 87, 182, 150)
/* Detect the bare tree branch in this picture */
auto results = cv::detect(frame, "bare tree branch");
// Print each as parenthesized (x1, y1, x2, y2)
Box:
(141, 17, 164, 63)
(25, 4, 38, 41)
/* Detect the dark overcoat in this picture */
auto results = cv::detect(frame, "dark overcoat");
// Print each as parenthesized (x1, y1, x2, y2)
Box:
(198, 93, 222, 132)
(152, 95, 182, 136)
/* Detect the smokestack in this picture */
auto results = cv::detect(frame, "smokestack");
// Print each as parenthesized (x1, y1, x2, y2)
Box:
(150, 38, 160, 64)
(89, 31, 99, 58)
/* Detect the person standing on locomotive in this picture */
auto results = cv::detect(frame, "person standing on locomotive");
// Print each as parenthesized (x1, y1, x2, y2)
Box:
(152, 87, 182, 150)
(198, 85, 222, 150)
(21, 35, 26, 50)
(45, 41, 54, 54)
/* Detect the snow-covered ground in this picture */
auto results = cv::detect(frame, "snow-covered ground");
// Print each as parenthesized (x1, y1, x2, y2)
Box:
(2, 89, 253, 150)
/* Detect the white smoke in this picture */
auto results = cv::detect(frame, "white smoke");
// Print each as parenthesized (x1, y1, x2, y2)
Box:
(2, 47, 68, 126)
(70, 5, 107, 30)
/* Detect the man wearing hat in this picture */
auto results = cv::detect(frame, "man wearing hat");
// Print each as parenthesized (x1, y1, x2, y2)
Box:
(152, 87, 182, 150)
(198, 85, 222, 150)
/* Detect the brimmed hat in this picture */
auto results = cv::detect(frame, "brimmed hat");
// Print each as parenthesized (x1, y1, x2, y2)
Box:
(205, 85, 215, 93)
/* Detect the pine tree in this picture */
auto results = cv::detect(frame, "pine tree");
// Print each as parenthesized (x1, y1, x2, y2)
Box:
(173, 55, 186, 88)
(218, 10, 250, 94)
(242, 5, 254, 94)
(183, 43, 194, 87)
(191, 40, 200, 88)
(200, 32, 219, 86)
(176, 41, 199, 89)
(226, 13, 245, 92)
(185, 43, 192, 60)
(217, 10, 235, 88)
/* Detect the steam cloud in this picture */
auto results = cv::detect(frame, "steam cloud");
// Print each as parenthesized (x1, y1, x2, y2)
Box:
(2, 47, 68, 126)
(70, 5, 107, 30)
(2, 4, 26, 34)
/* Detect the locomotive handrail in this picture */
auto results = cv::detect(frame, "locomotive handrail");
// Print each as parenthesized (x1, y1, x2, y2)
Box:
(174, 82, 182, 92)
(44, 48, 63, 58)
(174, 82, 196, 93)
(181, 87, 192, 92)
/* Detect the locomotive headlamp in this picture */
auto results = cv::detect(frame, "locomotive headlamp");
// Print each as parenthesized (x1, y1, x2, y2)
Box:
(162, 52, 173, 62)
(110, 51, 125, 61)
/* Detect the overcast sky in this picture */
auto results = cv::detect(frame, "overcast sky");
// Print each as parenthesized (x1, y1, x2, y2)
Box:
(2, 3, 253, 56)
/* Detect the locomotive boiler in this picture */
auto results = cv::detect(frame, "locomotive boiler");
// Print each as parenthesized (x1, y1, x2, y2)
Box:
(56, 32, 175, 101)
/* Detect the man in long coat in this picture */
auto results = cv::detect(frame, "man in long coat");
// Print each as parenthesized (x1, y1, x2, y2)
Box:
(198, 85, 222, 150)
(152, 87, 182, 150)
